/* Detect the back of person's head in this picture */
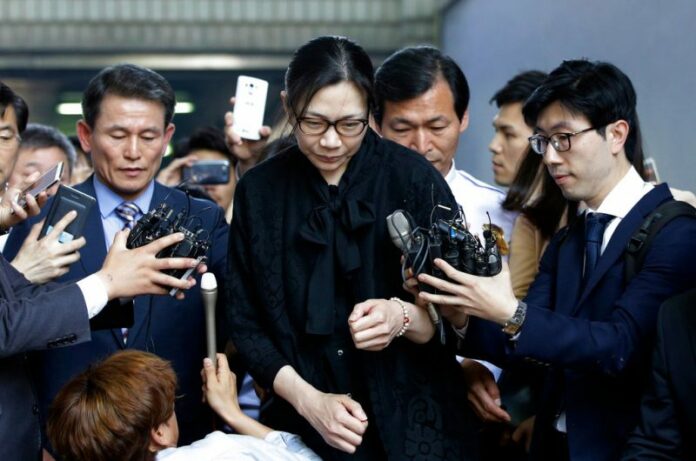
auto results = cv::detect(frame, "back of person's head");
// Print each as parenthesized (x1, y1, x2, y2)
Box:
(19, 123, 77, 174)
(522, 60, 643, 165)
(490, 70, 548, 108)
(175, 126, 235, 164)
(47, 350, 177, 461)
(284, 35, 375, 118)
(82, 63, 176, 128)
(0, 80, 29, 133)
(374, 46, 469, 125)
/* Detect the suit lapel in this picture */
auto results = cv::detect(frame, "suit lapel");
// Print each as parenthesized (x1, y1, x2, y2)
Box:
(575, 185, 672, 310)
(75, 178, 108, 277)
(555, 221, 585, 315)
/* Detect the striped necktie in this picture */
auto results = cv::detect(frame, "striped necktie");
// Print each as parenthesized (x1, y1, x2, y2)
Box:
(115, 202, 140, 230)
(114, 201, 140, 344)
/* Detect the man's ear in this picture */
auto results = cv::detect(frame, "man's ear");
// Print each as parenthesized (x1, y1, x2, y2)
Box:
(76, 120, 93, 155)
(149, 424, 168, 453)
(161, 123, 176, 156)
(458, 109, 470, 133)
(608, 119, 629, 155)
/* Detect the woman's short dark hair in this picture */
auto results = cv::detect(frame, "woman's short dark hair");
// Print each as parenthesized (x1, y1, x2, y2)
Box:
(522, 60, 644, 166)
(284, 35, 375, 119)
(47, 350, 177, 461)
(0, 80, 29, 133)
(82, 63, 176, 129)
(374, 46, 469, 125)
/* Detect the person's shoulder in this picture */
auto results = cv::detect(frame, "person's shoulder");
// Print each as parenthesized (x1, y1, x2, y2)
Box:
(156, 183, 225, 219)
(453, 168, 505, 198)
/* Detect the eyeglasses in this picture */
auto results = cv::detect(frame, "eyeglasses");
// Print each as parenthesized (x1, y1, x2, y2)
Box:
(0, 132, 20, 150)
(528, 126, 598, 155)
(296, 117, 368, 137)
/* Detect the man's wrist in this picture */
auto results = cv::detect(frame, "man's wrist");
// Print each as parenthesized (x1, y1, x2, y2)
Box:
(502, 301, 527, 336)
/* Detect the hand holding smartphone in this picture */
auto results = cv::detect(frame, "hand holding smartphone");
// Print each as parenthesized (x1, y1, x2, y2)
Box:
(232, 76, 269, 141)
(16, 162, 64, 208)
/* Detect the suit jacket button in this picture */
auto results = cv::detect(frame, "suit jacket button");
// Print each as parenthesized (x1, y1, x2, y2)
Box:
(32, 404, 39, 415)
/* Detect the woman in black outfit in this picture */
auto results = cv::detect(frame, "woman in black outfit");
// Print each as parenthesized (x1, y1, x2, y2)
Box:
(226, 36, 479, 460)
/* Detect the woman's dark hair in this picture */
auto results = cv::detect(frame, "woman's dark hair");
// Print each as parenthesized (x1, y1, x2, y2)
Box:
(284, 35, 375, 119)
(502, 151, 576, 239)
(0, 80, 29, 134)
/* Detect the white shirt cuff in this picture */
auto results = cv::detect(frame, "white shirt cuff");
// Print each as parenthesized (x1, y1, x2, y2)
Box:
(77, 274, 109, 319)
(452, 317, 469, 339)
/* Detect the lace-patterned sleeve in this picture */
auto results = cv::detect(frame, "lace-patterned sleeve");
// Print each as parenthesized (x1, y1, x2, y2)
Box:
(224, 180, 290, 388)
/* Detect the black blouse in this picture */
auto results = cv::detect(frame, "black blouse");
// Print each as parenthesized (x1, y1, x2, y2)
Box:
(226, 129, 480, 460)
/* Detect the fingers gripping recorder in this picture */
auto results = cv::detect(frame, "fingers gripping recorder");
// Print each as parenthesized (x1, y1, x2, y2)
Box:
(126, 202, 210, 296)
(386, 207, 503, 334)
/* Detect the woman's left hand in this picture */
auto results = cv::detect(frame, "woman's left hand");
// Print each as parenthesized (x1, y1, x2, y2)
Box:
(348, 299, 404, 351)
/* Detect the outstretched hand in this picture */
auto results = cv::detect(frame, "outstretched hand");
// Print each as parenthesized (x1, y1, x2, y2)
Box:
(418, 259, 518, 326)
(97, 230, 199, 300)
(11, 210, 86, 284)
(460, 359, 511, 423)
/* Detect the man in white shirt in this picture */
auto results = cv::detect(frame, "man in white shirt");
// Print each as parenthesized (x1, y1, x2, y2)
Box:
(416, 60, 696, 461)
(374, 46, 516, 243)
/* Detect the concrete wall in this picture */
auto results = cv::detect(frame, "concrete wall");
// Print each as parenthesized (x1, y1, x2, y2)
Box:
(442, 0, 696, 191)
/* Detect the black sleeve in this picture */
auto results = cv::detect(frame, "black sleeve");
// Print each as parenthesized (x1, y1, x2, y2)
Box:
(224, 182, 290, 388)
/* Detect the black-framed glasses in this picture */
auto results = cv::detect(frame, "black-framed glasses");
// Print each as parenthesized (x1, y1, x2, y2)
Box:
(528, 126, 599, 155)
(296, 117, 369, 137)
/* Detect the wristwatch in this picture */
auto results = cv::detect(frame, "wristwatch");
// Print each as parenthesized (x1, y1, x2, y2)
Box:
(502, 301, 527, 336)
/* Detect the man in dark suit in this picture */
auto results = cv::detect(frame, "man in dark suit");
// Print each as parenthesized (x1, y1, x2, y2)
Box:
(622, 287, 696, 460)
(416, 60, 696, 461)
(0, 80, 202, 461)
(4, 64, 229, 449)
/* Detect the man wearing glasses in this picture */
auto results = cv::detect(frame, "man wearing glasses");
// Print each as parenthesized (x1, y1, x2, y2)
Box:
(415, 60, 696, 461)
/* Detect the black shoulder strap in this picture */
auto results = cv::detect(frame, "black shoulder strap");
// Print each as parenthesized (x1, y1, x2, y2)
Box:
(625, 200, 696, 282)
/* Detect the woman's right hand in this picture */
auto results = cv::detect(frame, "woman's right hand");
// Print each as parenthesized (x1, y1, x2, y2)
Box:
(297, 390, 368, 453)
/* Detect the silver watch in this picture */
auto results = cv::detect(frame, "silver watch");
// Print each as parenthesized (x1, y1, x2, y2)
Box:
(502, 301, 527, 336)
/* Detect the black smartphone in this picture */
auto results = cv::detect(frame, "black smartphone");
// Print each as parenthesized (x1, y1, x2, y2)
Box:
(39, 185, 96, 243)
(182, 160, 230, 185)
(16, 161, 64, 208)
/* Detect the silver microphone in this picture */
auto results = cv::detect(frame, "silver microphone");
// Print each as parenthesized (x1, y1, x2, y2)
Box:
(386, 209, 414, 251)
(201, 272, 218, 365)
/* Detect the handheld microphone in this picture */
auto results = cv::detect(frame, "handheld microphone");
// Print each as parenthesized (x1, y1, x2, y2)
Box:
(201, 272, 218, 365)
(386, 209, 415, 251)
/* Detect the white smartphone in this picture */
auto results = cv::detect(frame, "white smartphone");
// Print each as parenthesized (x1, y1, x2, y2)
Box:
(16, 161, 64, 208)
(232, 76, 268, 141)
